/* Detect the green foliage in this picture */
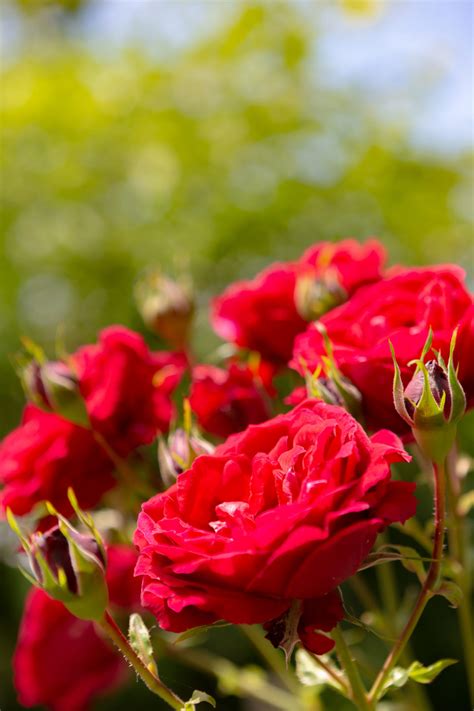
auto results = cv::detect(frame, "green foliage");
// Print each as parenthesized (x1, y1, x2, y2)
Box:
(1, 3, 472, 434)
(381, 658, 458, 697)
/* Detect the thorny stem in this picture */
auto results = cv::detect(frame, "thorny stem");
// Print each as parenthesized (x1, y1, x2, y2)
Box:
(368, 457, 447, 705)
(331, 626, 372, 711)
(445, 447, 474, 704)
(97, 610, 183, 710)
(375, 537, 432, 711)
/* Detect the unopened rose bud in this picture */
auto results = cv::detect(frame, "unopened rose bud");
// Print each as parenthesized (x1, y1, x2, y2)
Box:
(306, 323, 362, 420)
(21, 360, 89, 427)
(7, 490, 108, 620)
(392, 329, 466, 462)
(404, 360, 451, 418)
(135, 271, 194, 349)
(295, 270, 346, 322)
(311, 374, 362, 415)
(158, 427, 214, 487)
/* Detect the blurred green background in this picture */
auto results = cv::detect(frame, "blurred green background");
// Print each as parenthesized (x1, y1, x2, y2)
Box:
(0, 1, 473, 709)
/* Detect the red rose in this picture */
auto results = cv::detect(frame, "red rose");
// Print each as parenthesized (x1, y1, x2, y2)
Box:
(292, 266, 474, 434)
(134, 400, 415, 653)
(212, 240, 385, 365)
(300, 239, 385, 295)
(13, 544, 141, 711)
(189, 362, 272, 438)
(74, 325, 186, 456)
(0, 405, 115, 517)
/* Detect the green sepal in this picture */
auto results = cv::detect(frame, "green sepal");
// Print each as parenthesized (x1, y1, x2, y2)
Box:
(389, 341, 412, 424)
(447, 328, 466, 422)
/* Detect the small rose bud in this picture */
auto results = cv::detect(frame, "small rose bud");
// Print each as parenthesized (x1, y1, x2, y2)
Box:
(135, 270, 194, 349)
(305, 323, 362, 420)
(21, 359, 89, 427)
(391, 329, 466, 463)
(158, 427, 214, 487)
(295, 270, 347, 322)
(404, 360, 451, 418)
(310, 374, 362, 417)
(7, 490, 108, 621)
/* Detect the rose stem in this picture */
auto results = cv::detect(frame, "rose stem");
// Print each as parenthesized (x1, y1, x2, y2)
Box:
(240, 624, 302, 695)
(331, 625, 372, 711)
(445, 447, 474, 703)
(375, 534, 432, 711)
(368, 457, 447, 705)
(97, 610, 183, 710)
(351, 572, 431, 711)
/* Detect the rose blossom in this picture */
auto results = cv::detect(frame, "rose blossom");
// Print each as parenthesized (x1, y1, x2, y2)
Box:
(0, 326, 186, 517)
(73, 325, 186, 456)
(13, 545, 141, 711)
(292, 266, 474, 434)
(134, 399, 416, 653)
(0, 405, 115, 517)
(212, 239, 385, 365)
(189, 362, 273, 438)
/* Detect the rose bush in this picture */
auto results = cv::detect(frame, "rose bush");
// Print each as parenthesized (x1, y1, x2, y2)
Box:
(212, 239, 385, 365)
(292, 266, 474, 433)
(134, 399, 416, 652)
(13, 545, 141, 711)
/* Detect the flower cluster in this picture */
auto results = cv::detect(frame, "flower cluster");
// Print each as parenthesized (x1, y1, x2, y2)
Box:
(1, 237, 472, 711)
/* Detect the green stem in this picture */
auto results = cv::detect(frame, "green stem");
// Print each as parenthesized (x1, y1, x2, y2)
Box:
(97, 610, 183, 709)
(240, 624, 302, 696)
(368, 457, 447, 705)
(332, 626, 372, 711)
(445, 448, 474, 704)
(375, 538, 432, 711)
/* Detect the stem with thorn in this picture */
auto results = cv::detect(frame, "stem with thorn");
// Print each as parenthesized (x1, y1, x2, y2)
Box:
(368, 456, 447, 705)
(97, 610, 183, 709)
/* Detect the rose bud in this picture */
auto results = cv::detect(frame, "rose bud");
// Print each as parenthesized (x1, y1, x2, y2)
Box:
(392, 329, 466, 463)
(303, 323, 362, 420)
(158, 427, 214, 487)
(7, 489, 108, 621)
(135, 270, 194, 349)
(295, 270, 346, 322)
(403, 360, 451, 418)
(21, 359, 89, 427)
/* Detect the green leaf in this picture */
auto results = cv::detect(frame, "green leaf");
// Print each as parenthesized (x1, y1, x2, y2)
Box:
(360, 544, 427, 583)
(295, 648, 345, 691)
(436, 580, 463, 608)
(381, 665, 410, 696)
(407, 658, 457, 684)
(128, 613, 158, 675)
(181, 690, 216, 710)
(378, 657, 457, 699)
(173, 621, 231, 644)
